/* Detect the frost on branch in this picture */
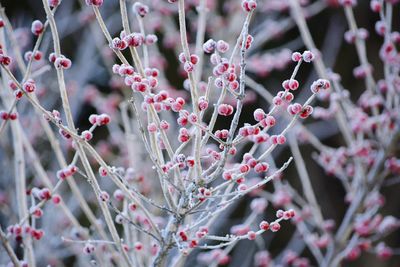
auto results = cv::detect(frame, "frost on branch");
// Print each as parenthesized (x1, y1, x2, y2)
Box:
(0, 0, 399, 267)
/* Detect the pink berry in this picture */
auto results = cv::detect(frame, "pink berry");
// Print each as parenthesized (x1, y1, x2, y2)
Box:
(253, 108, 265, 121)
(184, 61, 194, 73)
(338, 0, 357, 7)
(310, 79, 330, 93)
(83, 243, 95, 254)
(242, 0, 257, 12)
(23, 80, 36, 93)
(89, 114, 98, 125)
(111, 37, 128, 50)
(132, 2, 149, 17)
(49, 52, 56, 63)
(302, 50, 315, 63)
(287, 103, 302, 115)
(85, 0, 103, 6)
(218, 104, 234, 116)
(52, 194, 61, 204)
(291, 52, 302, 62)
(260, 221, 270, 231)
(247, 231, 256, 240)
(99, 191, 109, 201)
(97, 113, 111, 125)
(216, 40, 229, 53)
(134, 242, 143, 251)
(147, 123, 157, 133)
(48, 0, 61, 8)
(198, 97, 208, 110)
(54, 57, 72, 69)
(145, 34, 158, 45)
(190, 54, 199, 65)
(288, 79, 299, 90)
(254, 162, 269, 173)
(203, 39, 216, 53)
(239, 164, 250, 174)
(277, 135, 286, 145)
(270, 222, 281, 232)
(160, 120, 169, 130)
(81, 130, 93, 141)
(129, 202, 137, 212)
(31, 20, 44, 36)
(113, 189, 124, 201)
(276, 210, 284, 218)
(99, 166, 108, 177)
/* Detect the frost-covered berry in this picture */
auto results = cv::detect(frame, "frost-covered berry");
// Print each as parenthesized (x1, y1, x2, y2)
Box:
(254, 162, 269, 173)
(218, 104, 234, 116)
(310, 79, 330, 93)
(133, 2, 149, 17)
(31, 20, 44, 36)
(48, 52, 56, 63)
(124, 33, 144, 47)
(81, 130, 93, 141)
(277, 135, 286, 144)
(99, 191, 109, 201)
(276, 210, 284, 218)
(111, 37, 128, 50)
(134, 242, 143, 251)
(338, 0, 357, 7)
(302, 50, 315, 63)
(39, 188, 51, 200)
(23, 80, 36, 93)
(242, 0, 257, 12)
(291, 52, 302, 62)
(99, 166, 108, 177)
(203, 39, 216, 53)
(85, 0, 103, 6)
(216, 40, 229, 53)
(97, 113, 111, 125)
(271, 135, 286, 145)
(31, 229, 44, 240)
(260, 221, 270, 231)
(370, 0, 381, 12)
(239, 164, 250, 174)
(83, 243, 95, 254)
(54, 57, 72, 69)
(375, 20, 386, 36)
(247, 231, 256, 240)
(145, 34, 158, 45)
(253, 108, 265, 121)
(31, 207, 43, 218)
(48, 0, 61, 8)
(287, 103, 302, 115)
(288, 79, 299, 90)
(299, 105, 313, 119)
(113, 189, 124, 201)
(198, 97, 208, 111)
(147, 123, 157, 133)
(0, 53, 11, 66)
(184, 61, 194, 73)
(270, 222, 281, 232)
(178, 128, 190, 142)
(129, 202, 137, 212)
(160, 120, 169, 130)
(52, 194, 61, 204)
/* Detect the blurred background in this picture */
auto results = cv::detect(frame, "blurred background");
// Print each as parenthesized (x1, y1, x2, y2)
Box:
(0, 0, 399, 266)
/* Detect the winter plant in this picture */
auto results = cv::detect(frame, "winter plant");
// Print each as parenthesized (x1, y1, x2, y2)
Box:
(0, 0, 399, 266)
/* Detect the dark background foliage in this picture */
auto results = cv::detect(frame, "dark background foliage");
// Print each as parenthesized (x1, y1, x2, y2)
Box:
(1, 0, 399, 266)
